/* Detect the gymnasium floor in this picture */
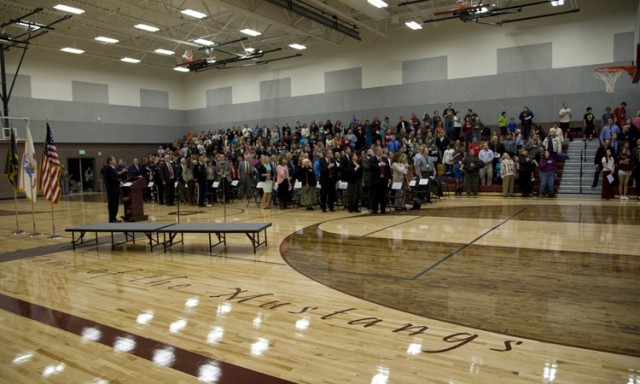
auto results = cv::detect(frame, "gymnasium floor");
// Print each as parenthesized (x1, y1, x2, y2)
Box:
(0, 193, 639, 383)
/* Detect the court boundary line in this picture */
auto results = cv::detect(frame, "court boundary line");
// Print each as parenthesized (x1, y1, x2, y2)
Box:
(409, 207, 528, 280)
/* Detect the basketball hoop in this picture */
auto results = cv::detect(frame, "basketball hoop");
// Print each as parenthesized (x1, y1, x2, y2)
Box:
(593, 66, 636, 94)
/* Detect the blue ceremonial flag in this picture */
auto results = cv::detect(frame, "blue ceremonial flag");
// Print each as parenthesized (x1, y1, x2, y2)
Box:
(18, 123, 38, 203)
(3, 126, 19, 189)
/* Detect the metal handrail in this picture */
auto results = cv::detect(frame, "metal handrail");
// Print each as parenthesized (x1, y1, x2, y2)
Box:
(579, 148, 584, 194)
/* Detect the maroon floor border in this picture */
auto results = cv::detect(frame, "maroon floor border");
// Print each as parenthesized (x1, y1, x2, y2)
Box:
(0, 293, 294, 383)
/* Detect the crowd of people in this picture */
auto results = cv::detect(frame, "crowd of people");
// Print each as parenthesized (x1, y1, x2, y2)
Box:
(103, 101, 640, 216)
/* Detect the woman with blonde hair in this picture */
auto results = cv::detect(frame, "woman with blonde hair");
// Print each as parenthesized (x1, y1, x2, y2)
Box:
(297, 159, 317, 210)
(616, 142, 633, 200)
(256, 155, 275, 209)
(500, 153, 515, 197)
(276, 156, 291, 209)
(391, 152, 409, 211)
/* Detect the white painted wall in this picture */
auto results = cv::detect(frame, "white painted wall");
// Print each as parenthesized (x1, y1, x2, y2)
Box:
(3, 0, 637, 111)
(5, 49, 186, 109)
(183, 0, 637, 109)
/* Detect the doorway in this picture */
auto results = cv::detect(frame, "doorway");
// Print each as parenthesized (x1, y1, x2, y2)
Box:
(67, 158, 96, 192)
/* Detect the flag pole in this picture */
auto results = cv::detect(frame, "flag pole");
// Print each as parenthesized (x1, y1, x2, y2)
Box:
(47, 200, 61, 240)
(12, 188, 24, 235)
(28, 190, 41, 237)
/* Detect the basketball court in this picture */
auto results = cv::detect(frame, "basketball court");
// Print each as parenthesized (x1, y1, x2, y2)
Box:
(0, 194, 639, 383)
(1, 1, 640, 383)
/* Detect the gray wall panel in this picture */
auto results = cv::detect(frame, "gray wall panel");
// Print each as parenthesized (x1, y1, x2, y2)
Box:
(523, 67, 583, 97)
(497, 43, 552, 74)
(206, 87, 232, 107)
(9, 97, 184, 143)
(614, 31, 635, 62)
(383, 83, 426, 108)
(260, 78, 291, 100)
(140, 89, 169, 109)
(343, 88, 382, 111)
(402, 56, 447, 84)
(6, 74, 32, 98)
(470, 72, 525, 101)
(427, 78, 473, 104)
(72, 81, 108, 104)
(325, 67, 362, 92)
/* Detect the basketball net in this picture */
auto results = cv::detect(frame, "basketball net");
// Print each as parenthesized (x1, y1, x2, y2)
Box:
(594, 66, 635, 94)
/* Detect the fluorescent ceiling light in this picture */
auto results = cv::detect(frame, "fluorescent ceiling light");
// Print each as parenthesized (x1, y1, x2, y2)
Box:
(405, 21, 422, 30)
(181, 9, 207, 19)
(244, 47, 256, 53)
(121, 57, 141, 63)
(16, 21, 41, 30)
(551, 0, 564, 5)
(53, 4, 85, 14)
(60, 47, 84, 54)
(134, 24, 159, 32)
(240, 28, 262, 37)
(95, 36, 119, 44)
(174, 66, 190, 72)
(154, 48, 174, 55)
(194, 38, 215, 46)
(289, 43, 306, 50)
(367, 0, 388, 8)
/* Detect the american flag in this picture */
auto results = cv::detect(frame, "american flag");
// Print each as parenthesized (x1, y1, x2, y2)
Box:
(39, 123, 62, 204)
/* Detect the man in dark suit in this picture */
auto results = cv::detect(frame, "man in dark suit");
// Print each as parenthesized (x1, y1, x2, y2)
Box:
(128, 158, 143, 178)
(319, 150, 338, 212)
(103, 155, 122, 222)
(237, 155, 254, 199)
(193, 155, 207, 207)
(368, 147, 391, 214)
(159, 154, 176, 206)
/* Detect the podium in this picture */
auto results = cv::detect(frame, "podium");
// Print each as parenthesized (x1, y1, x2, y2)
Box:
(121, 176, 148, 222)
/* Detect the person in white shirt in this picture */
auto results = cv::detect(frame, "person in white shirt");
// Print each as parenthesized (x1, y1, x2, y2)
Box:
(478, 142, 495, 185)
(559, 101, 572, 137)
(442, 143, 455, 175)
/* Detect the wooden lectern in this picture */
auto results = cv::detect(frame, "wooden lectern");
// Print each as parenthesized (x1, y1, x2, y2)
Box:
(121, 176, 148, 222)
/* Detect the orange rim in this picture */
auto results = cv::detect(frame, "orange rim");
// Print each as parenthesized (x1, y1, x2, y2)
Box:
(594, 66, 636, 77)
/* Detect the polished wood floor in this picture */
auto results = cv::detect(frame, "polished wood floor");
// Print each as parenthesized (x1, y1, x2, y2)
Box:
(0, 193, 639, 383)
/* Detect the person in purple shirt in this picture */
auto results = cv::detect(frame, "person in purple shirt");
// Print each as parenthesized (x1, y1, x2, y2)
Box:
(538, 150, 557, 198)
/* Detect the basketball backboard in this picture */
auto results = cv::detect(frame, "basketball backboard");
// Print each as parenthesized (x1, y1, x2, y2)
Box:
(634, 2, 640, 83)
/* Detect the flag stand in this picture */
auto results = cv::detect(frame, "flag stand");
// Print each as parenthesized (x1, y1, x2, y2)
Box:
(47, 201, 61, 240)
(11, 189, 24, 235)
(28, 199, 41, 237)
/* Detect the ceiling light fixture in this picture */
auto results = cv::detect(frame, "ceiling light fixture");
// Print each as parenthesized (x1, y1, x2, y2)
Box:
(245, 47, 256, 53)
(174, 67, 190, 72)
(121, 57, 141, 63)
(16, 21, 41, 30)
(551, 0, 564, 5)
(154, 48, 174, 55)
(181, 9, 207, 19)
(405, 21, 423, 30)
(60, 47, 84, 54)
(194, 38, 215, 46)
(240, 28, 262, 37)
(134, 24, 159, 32)
(367, 0, 389, 8)
(53, 4, 85, 14)
(95, 36, 119, 44)
(288, 43, 306, 50)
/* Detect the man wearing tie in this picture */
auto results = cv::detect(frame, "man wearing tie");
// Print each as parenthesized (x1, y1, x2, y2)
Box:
(193, 155, 207, 207)
(238, 155, 254, 199)
(319, 150, 338, 212)
(104, 156, 122, 222)
(368, 147, 391, 214)
(128, 158, 142, 178)
(160, 154, 176, 206)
